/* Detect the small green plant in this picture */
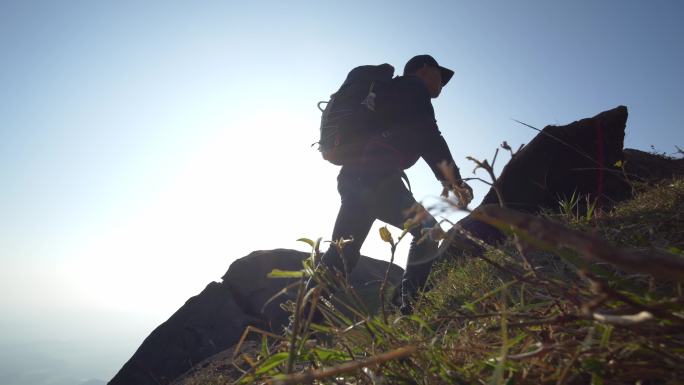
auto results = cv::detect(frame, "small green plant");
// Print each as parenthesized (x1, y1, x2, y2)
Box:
(556, 191, 600, 224)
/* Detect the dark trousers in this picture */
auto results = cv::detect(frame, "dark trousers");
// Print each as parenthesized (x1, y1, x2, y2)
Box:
(321, 170, 440, 294)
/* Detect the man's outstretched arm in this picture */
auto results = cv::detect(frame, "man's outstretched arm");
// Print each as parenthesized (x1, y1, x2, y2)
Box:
(420, 122, 473, 206)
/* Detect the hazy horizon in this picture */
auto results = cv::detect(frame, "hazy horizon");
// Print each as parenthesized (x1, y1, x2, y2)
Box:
(1, 1, 682, 384)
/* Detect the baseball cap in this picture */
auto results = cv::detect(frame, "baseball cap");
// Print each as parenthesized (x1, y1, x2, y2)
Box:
(403, 54, 454, 86)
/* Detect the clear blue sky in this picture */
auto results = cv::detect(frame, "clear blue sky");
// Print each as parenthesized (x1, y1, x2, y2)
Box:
(1, 1, 682, 384)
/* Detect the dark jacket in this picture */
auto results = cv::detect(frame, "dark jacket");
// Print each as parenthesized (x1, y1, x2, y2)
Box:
(340, 75, 461, 182)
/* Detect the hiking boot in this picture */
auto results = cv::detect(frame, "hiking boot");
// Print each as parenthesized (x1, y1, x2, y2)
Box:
(399, 300, 414, 316)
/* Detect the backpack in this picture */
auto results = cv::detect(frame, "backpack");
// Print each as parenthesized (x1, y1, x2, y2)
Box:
(316, 63, 395, 165)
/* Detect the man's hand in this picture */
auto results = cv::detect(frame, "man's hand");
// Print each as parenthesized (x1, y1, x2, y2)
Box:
(441, 180, 473, 208)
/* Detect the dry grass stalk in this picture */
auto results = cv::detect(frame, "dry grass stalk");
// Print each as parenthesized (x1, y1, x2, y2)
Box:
(472, 204, 684, 281)
(233, 326, 286, 360)
(269, 345, 417, 385)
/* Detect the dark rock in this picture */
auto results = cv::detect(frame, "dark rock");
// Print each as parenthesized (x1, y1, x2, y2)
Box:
(171, 341, 260, 385)
(622, 148, 684, 183)
(482, 105, 628, 211)
(449, 106, 684, 252)
(449, 106, 629, 249)
(109, 249, 403, 385)
(224, 249, 404, 334)
(109, 281, 257, 385)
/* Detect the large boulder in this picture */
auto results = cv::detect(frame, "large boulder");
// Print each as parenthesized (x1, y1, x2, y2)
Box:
(224, 248, 404, 333)
(449, 106, 629, 248)
(481, 105, 628, 211)
(109, 249, 403, 385)
(109, 281, 257, 385)
(451, 106, 684, 250)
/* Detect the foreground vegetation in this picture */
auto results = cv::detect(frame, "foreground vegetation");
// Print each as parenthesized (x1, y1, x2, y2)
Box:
(180, 178, 684, 385)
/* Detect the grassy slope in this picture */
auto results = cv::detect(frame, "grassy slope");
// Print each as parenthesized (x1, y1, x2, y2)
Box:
(181, 179, 684, 385)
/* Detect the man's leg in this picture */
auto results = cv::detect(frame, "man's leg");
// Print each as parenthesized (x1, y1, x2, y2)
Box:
(302, 175, 374, 327)
(320, 175, 376, 276)
(371, 174, 440, 314)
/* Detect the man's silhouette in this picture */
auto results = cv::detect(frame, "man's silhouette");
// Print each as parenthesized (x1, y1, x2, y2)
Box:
(320, 54, 472, 314)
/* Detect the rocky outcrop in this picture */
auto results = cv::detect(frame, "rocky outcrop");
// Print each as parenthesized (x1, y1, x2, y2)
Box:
(483, 105, 628, 211)
(452, 106, 628, 246)
(224, 249, 404, 333)
(109, 249, 403, 385)
(108, 281, 257, 385)
(451, 106, 684, 249)
(622, 148, 684, 183)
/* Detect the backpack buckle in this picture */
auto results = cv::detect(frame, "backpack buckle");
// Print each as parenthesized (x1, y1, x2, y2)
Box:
(381, 130, 391, 138)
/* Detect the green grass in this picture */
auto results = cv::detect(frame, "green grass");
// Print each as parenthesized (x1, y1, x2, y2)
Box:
(180, 178, 684, 385)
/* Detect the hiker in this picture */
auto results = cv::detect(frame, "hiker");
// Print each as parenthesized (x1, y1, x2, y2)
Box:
(319, 55, 473, 314)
